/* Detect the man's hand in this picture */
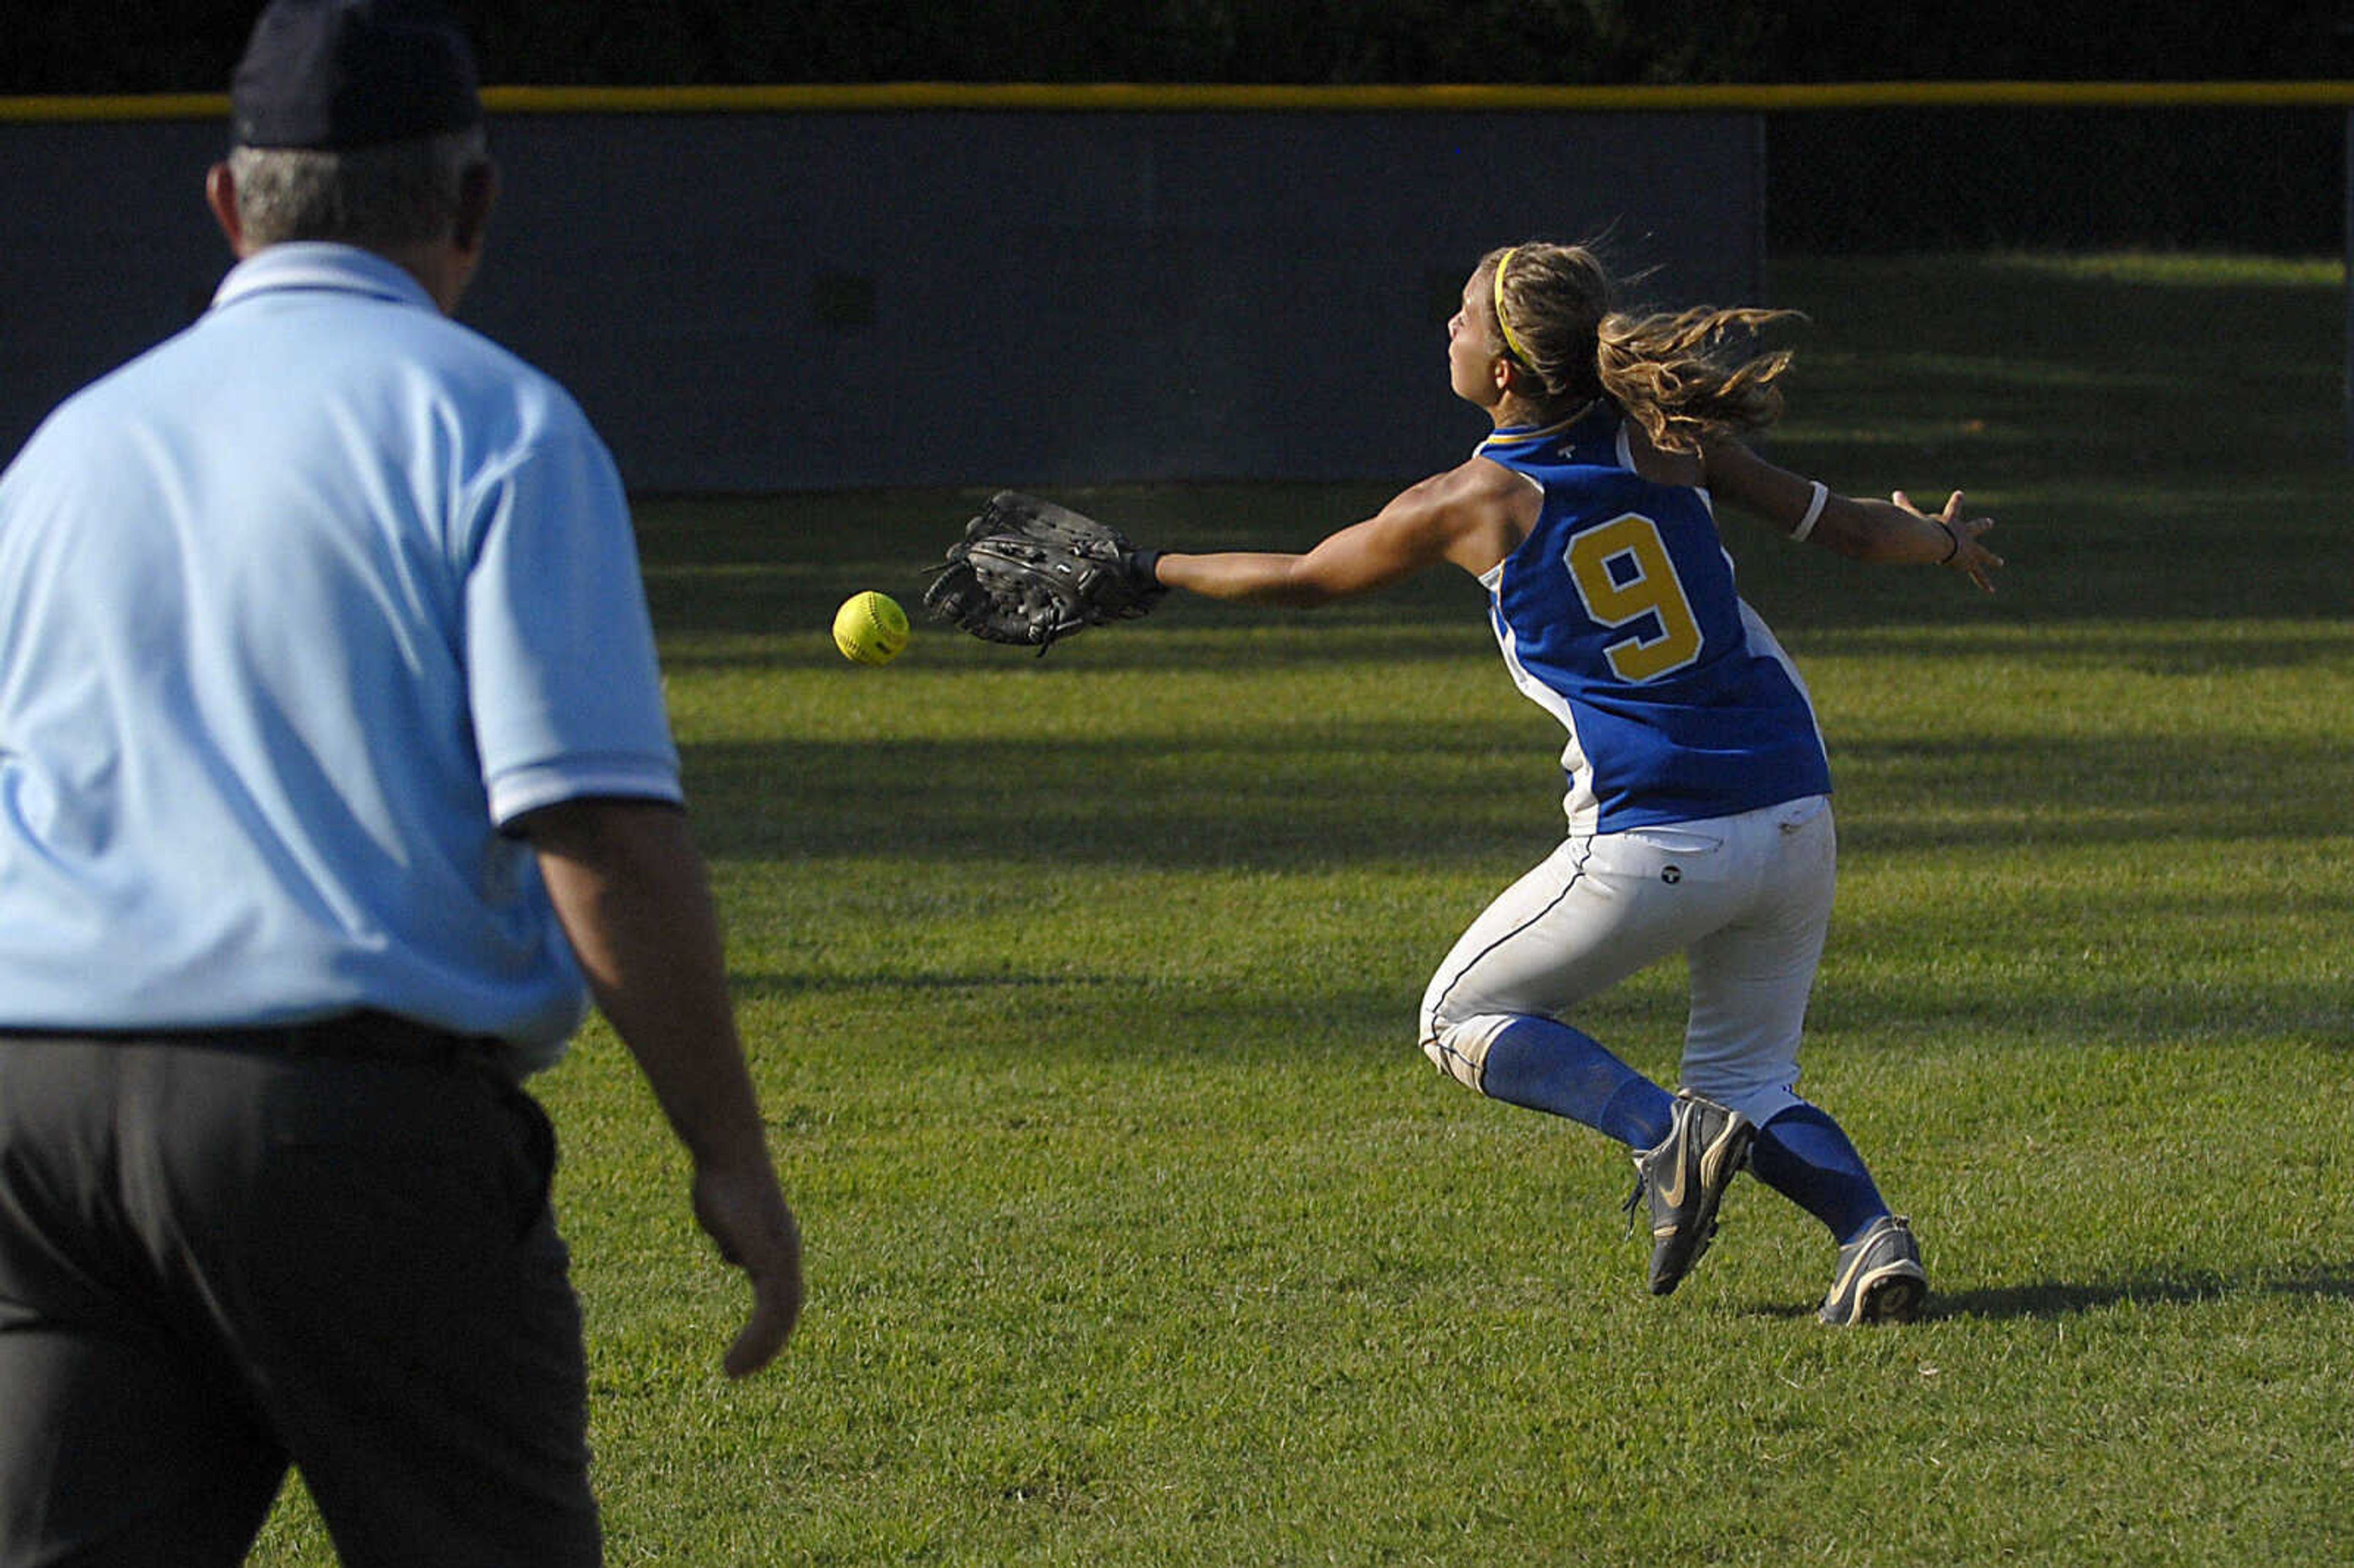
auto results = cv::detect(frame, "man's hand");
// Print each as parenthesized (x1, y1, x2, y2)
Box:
(694, 1157, 805, 1377)
(527, 797, 806, 1378)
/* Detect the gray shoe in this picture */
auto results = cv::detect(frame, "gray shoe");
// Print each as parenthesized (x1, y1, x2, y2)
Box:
(1625, 1089, 1754, 1296)
(1818, 1214, 1927, 1326)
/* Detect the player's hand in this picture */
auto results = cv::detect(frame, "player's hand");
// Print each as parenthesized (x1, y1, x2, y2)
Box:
(691, 1156, 805, 1377)
(1896, 488, 2002, 594)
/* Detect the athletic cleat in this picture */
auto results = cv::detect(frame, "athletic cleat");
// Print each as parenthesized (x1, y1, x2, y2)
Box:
(1623, 1089, 1755, 1296)
(1818, 1214, 1927, 1326)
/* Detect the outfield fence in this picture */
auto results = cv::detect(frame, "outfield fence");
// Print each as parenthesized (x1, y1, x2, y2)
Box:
(1, 82, 2347, 487)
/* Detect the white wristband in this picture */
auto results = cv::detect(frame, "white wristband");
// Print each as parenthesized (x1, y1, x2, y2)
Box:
(1790, 480, 1830, 542)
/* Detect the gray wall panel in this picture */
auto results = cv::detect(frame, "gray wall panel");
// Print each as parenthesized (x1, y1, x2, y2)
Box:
(1, 110, 1761, 491)
(2, 123, 230, 435)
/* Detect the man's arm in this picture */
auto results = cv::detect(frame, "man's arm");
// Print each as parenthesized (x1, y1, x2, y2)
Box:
(524, 796, 803, 1379)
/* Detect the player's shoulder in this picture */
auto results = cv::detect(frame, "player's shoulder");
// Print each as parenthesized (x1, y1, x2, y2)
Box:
(1365, 454, 1541, 575)
(1383, 453, 1536, 532)
(1428, 451, 1540, 505)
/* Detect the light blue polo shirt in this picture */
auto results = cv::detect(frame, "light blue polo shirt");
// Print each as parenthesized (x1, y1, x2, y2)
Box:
(0, 243, 680, 1067)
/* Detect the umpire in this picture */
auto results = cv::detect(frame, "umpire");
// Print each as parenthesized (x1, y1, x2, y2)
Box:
(0, 2, 802, 1562)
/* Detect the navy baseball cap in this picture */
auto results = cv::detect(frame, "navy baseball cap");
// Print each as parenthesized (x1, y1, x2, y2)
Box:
(230, 0, 481, 150)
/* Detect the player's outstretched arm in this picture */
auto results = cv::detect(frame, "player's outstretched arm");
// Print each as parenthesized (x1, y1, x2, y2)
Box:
(1703, 438, 2003, 593)
(525, 796, 804, 1379)
(1154, 460, 1531, 607)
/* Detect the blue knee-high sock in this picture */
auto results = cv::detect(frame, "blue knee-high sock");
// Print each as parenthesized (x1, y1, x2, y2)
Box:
(1476, 1017, 1675, 1150)
(1750, 1104, 1889, 1245)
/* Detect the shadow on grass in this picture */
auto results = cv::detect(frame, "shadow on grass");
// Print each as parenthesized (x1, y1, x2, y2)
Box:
(678, 725, 2354, 869)
(1735, 1267, 2354, 1324)
(733, 968, 1129, 997)
(648, 611, 2354, 678)
(1924, 1268, 2354, 1321)
(679, 728, 1562, 870)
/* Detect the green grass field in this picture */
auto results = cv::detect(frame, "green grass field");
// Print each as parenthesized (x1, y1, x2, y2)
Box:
(254, 253, 2354, 1565)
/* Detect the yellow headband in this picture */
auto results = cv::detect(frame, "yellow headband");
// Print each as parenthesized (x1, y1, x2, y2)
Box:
(1491, 246, 1534, 365)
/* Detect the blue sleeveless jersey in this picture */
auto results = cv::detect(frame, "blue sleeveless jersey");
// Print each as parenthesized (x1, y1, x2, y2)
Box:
(1476, 409, 1831, 833)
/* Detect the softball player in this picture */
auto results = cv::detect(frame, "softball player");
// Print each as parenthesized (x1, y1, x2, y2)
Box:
(1148, 241, 2001, 1322)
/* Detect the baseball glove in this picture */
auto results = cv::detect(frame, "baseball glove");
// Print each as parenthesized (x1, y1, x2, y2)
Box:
(922, 490, 1165, 653)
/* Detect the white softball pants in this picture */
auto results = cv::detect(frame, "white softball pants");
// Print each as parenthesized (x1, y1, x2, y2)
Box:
(1419, 794, 1836, 1127)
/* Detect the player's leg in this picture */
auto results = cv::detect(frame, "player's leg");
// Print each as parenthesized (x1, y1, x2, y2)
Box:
(1678, 797, 1925, 1323)
(1750, 1109, 1925, 1321)
(1420, 835, 1693, 1143)
(1422, 821, 1772, 1125)
(1474, 1016, 1674, 1146)
(0, 1040, 289, 1568)
(1748, 1103, 1891, 1246)
(1421, 828, 1758, 1293)
(126, 1046, 604, 1568)
(1675, 796, 1835, 1130)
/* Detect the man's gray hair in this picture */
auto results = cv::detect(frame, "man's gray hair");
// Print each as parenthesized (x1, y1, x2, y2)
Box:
(228, 124, 489, 252)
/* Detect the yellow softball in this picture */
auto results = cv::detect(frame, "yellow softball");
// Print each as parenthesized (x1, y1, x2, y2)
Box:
(832, 590, 911, 666)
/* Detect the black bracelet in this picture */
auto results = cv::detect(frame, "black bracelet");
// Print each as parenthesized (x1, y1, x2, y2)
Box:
(1937, 521, 1960, 564)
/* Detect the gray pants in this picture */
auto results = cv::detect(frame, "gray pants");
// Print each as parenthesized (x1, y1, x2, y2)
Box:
(0, 1033, 601, 1567)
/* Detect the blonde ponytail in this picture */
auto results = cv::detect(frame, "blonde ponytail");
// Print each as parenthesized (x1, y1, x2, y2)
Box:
(1482, 242, 1800, 452)
(1594, 305, 1797, 454)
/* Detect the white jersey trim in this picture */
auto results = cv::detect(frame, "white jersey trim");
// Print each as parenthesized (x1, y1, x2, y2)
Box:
(1735, 598, 1832, 762)
(1484, 574, 1604, 834)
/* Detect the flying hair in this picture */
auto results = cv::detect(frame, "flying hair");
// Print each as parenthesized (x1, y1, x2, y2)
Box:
(1482, 241, 1801, 454)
